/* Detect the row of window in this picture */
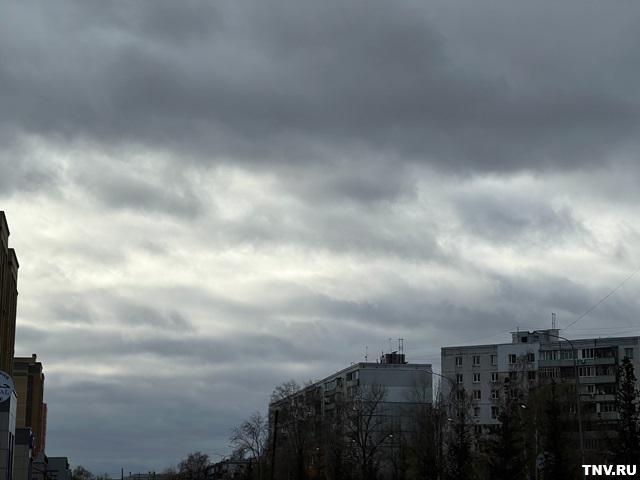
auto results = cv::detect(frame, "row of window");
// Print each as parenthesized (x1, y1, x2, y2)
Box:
(454, 353, 536, 367)
(472, 402, 617, 419)
(455, 371, 536, 384)
(454, 347, 635, 367)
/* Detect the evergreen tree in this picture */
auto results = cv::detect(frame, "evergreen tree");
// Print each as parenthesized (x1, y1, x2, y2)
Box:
(610, 357, 640, 466)
(484, 382, 526, 480)
(540, 382, 572, 480)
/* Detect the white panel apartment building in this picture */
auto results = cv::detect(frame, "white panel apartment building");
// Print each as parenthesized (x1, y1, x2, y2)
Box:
(441, 329, 640, 449)
(271, 352, 433, 429)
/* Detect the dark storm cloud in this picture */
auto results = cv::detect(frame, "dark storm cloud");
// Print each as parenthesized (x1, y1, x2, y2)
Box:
(2, 0, 639, 195)
(80, 168, 204, 217)
(452, 188, 589, 247)
(0, 134, 59, 194)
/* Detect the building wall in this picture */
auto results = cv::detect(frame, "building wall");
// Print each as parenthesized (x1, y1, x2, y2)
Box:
(47, 457, 71, 480)
(14, 427, 33, 480)
(0, 391, 18, 480)
(13, 355, 46, 453)
(271, 357, 433, 436)
(0, 212, 19, 377)
(441, 329, 640, 449)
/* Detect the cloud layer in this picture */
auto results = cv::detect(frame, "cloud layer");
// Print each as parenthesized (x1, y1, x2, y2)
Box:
(2, 0, 640, 474)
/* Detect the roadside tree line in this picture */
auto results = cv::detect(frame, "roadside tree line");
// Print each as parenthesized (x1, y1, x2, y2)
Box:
(227, 356, 640, 480)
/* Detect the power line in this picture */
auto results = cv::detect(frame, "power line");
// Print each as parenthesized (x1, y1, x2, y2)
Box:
(562, 265, 640, 332)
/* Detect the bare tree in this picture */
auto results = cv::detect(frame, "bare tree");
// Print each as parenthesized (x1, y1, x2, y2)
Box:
(340, 383, 391, 480)
(178, 451, 210, 480)
(230, 411, 269, 479)
(443, 387, 475, 480)
(406, 378, 447, 480)
(269, 379, 316, 480)
(71, 466, 94, 480)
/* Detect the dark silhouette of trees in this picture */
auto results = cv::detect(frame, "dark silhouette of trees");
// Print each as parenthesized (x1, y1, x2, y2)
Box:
(609, 356, 640, 467)
(483, 381, 526, 480)
(230, 411, 269, 479)
(71, 466, 94, 480)
(269, 379, 316, 480)
(341, 383, 391, 480)
(178, 451, 210, 480)
(539, 381, 573, 480)
(443, 388, 474, 480)
(406, 380, 447, 480)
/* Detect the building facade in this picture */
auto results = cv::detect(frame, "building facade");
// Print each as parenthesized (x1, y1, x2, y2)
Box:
(14, 427, 34, 480)
(0, 212, 19, 377)
(13, 355, 46, 454)
(269, 352, 433, 478)
(441, 329, 640, 452)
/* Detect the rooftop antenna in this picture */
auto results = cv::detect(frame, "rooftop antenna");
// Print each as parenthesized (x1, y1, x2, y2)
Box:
(365, 346, 368, 362)
(398, 338, 404, 354)
(552, 312, 556, 330)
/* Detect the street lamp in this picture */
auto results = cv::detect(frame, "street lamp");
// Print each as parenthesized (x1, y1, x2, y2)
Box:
(535, 330, 585, 476)
(432, 370, 469, 480)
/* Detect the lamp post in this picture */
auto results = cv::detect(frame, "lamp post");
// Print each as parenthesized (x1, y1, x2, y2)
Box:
(535, 331, 585, 478)
(431, 370, 467, 480)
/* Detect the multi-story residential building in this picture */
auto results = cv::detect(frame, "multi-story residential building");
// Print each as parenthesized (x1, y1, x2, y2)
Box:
(441, 328, 639, 453)
(269, 351, 432, 478)
(272, 351, 432, 423)
(13, 355, 46, 454)
(0, 211, 19, 376)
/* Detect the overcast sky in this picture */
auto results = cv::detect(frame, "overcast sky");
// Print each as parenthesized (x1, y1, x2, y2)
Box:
(2, 0, 640, 475)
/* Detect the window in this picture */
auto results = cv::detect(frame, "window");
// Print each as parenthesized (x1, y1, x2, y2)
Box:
(491, 406, 500, 418)
(456, 390, 465, 401)
(491, 389, 500, 399)
(491, 354, 498, 365)
(560, 350, 573, 360)
(581, 348, 594, 359)
(473, 373, 481, 383)
(455, 356, 463, 367)
(539, 367, 559, 379)
(579, 366, 595, 377)
(474, 425, 483, 435)
(625, 348, 634, 359)
(473, 355, 481, 366)
(456, 373, 463, 384)
(474, 406, 481, 417)
(491, 372, 499, 382)
(509, 371, 518, 381)
(473, 390, 482, 400)
(527, 353, 535, 363)
(527, 371, 536, 381)
(600, 402, 616, 413)
(508, 354, 517, 364)
(509, 388, 519, 399)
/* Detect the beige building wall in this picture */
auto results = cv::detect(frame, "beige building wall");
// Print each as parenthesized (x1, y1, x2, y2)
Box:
(13, 355, 45, 454)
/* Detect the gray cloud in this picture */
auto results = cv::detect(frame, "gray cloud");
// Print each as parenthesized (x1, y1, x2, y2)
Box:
(2, 0, 639, 198)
